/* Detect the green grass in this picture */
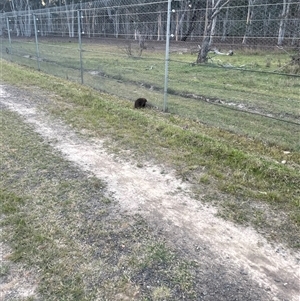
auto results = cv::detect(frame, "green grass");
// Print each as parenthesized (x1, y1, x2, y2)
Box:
(1, 38, 299, 151)
(1, 109, 208, 300)
(1, 56, 299, 299)
(1, 60, 299, 250)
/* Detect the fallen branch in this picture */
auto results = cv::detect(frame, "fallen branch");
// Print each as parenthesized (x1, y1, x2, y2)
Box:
(211, 48, 234, 56)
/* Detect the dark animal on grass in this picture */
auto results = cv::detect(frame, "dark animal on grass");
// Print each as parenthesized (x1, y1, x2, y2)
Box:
(134, 98, 147, 108)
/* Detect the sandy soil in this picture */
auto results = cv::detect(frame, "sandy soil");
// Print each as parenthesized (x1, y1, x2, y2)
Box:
(0, 84, 299, 301)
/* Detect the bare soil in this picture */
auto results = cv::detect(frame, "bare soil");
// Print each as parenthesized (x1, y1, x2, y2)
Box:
(0, 84, 299, 301)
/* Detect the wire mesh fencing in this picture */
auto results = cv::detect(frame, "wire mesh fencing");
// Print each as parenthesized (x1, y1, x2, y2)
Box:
(1, 0, 299, 149)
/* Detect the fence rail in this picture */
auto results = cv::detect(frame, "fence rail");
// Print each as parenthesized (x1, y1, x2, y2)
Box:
(1, 0, 299, 150)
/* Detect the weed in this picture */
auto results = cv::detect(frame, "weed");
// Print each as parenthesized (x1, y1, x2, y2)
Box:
(0, 263, 10, 277)
(265, 56, 271, 68)
(0, 189, 24, 214)
(199, 174, 210, 184)
(152, 286, 171, 300)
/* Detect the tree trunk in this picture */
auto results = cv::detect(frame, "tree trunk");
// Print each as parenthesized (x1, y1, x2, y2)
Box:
(175, 3, 186, 41)
(181, 2, 202, 41)
(157, 11, 162, 41)
(221, 5, 229, 41)
(262, 3, 270, 37)
(65, 0, 75, 38)
(24, 0, 31, 37)
(210, 14, 217, 45)
(242, 0, 255, 45)
(197, 0, 230, 63)
(84, 9, 90, 38)
(114, 9, 119, 38)
(291, 2, 300, 45)
(45, 9, 52, 36)
(71, 8, 74, 37)
(197, 23, 212, 63)
(278, 0, 291, 46)
(92, 8, 96, 37)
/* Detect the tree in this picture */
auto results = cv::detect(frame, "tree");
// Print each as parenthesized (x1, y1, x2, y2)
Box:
(242, 0, 256, 44)
(181, 1, 204, 41)
(8, 0, 32, 36)
(290, 1, 300, 46)
(64, 0, 75, 37)
(278, 0, 292, 46)
(0, 0, 11, 12)
(197, 0, 230, 63)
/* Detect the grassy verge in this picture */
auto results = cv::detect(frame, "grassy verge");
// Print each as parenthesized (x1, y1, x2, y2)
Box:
(2, 39, 299, 150)
(1, 60, 299, 249)
(1, 109, 213, 300)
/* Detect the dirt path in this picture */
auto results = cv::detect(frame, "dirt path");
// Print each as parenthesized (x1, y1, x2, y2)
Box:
(1, 84, 299, 301)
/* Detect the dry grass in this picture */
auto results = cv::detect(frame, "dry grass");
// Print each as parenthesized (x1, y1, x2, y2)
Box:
(1, 60, 299, 300)
(0, 109, 211, 300)
(1, 60, 299, 249)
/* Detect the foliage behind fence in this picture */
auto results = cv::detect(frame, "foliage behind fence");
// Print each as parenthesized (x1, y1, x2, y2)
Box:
(1, 0, 300, 47)
(0, 0, 299, 150)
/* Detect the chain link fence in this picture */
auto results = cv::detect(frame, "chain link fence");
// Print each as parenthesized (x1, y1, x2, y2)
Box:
(1, 0, 299, 149)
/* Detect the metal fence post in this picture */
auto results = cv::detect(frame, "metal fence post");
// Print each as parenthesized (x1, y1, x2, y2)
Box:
(77, 10, 84, 84)
(33, 14, 41, 70)
(6, 17, 13, 61)
(163, 0, 172, 112)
